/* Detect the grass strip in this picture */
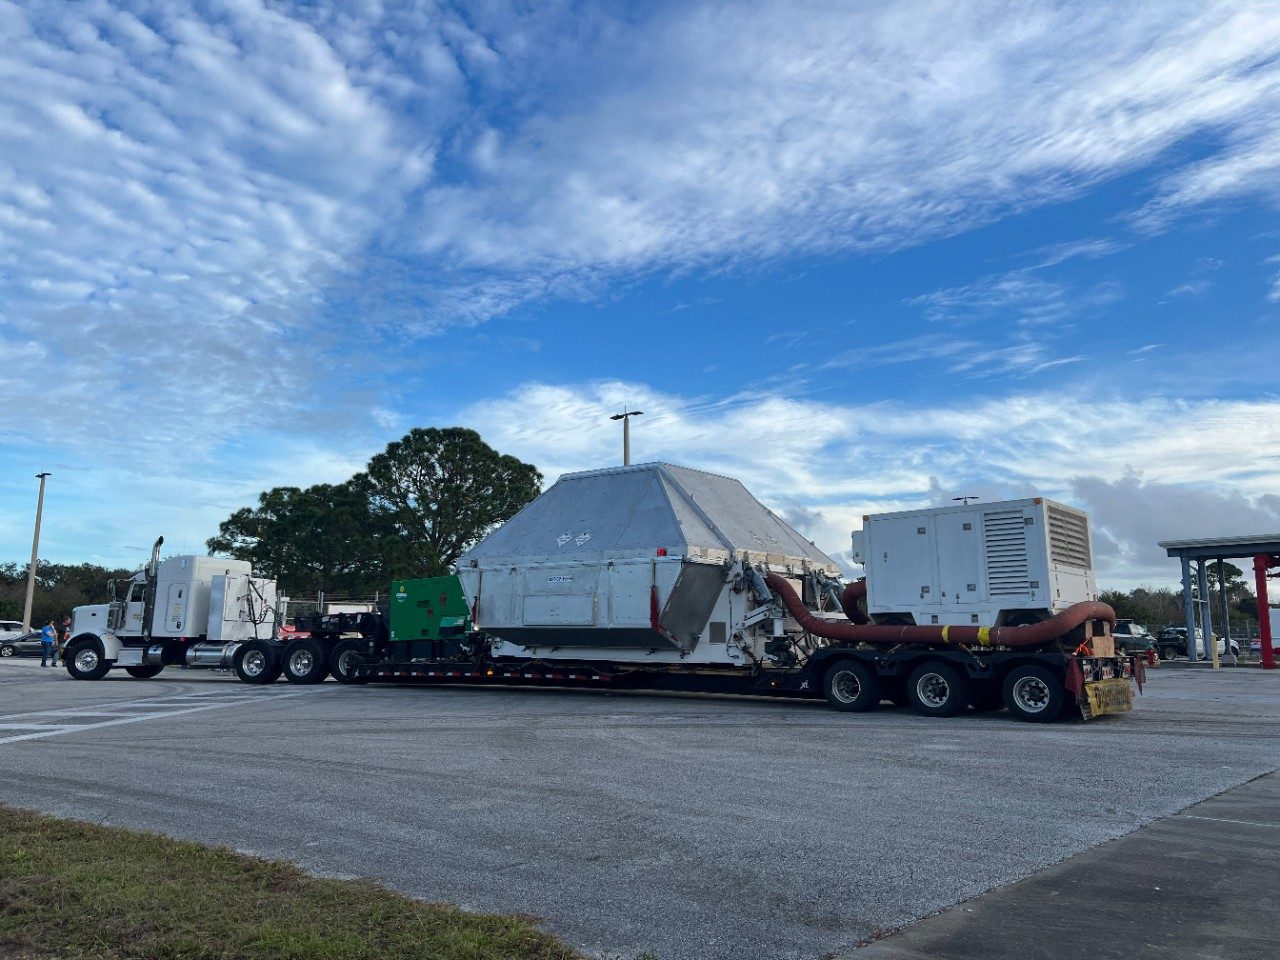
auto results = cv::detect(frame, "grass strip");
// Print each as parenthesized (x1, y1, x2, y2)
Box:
(0, 805, 581, 960)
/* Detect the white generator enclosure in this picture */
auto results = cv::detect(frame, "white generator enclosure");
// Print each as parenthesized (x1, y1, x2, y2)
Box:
(458, 463, 840, 666)
(851, 498, 1096, 627)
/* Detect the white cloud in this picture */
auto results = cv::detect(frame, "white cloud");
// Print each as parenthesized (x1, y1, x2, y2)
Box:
(408, 0, 1280, 319)
(0, 0, 435, 459)
(458, 379, 1280, 586)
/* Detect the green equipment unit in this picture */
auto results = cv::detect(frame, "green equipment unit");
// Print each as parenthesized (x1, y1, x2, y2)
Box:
(388, 575, 473, 659)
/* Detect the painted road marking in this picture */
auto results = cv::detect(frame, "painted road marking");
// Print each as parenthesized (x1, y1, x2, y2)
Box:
(1179, 814, 1280, 830)
(0, 689, 324, 745)
(0, 688, 265, 722)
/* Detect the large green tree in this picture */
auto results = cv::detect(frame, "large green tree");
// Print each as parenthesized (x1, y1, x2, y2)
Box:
(354, 427, 542, 578)
(206, 482, 392, 597)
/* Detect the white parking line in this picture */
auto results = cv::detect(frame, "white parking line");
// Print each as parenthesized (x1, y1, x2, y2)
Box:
(1179, 814, 1280, 829)
(0, 689, 322, 745)
(0, 688, 253, 723)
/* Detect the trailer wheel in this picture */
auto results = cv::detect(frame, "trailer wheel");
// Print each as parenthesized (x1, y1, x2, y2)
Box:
(234, 640, 280, 685)
(124, 665, 164, 679)
(64, 638, 111, 681)
(329, 639, 367, 685)
(906, 662, 969, 718)
(1003, 665, 1067, 723)
(821, 659, 879, 712)
(283, 638, 329, 684)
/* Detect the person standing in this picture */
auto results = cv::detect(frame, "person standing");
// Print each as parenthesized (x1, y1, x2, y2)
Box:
(39, 620, 56, 667)
(55, 615, 72, 666)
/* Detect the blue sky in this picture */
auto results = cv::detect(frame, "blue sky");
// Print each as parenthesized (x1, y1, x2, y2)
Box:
(2, 0, 1279, 587)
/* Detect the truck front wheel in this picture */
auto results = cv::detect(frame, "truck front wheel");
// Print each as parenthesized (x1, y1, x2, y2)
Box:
(906, 662, 969, 717)
(1003, 665, 1067, 723)
(65, 638, 111, 681)
(821, 659, 879, 712)
(283, 639, 329, 684)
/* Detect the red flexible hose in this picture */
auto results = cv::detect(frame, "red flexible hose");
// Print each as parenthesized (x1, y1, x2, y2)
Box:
(840, 579, 869, 624)
(766, 572, 1114, 649)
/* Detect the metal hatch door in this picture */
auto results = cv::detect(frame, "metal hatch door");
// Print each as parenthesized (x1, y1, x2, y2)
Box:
(166, 583, 188, 632)
(935, 511, 984, 605)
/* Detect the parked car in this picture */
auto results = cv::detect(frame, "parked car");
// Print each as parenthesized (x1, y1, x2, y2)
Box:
(0, 630, 46, 658)
(1157, 625, 1239, 660)
(0, 619, 25, 642)
(1112, 620, 1157, 656)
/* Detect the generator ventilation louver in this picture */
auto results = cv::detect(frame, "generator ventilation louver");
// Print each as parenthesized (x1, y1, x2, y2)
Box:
(1047, 505, 1092, 569)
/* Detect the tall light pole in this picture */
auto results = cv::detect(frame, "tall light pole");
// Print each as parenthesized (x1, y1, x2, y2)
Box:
(610, 410, 644, 466)
(21, 472, 51, 633)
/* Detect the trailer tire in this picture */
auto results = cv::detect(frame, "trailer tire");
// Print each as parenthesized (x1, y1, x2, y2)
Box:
(906, 662, 969, 718)
(64, 637, 111, 681)
(234, 640, 279, 685)
(283, 638, 329, 684)
(1003, 664, 1067, 723)
(821, 659, 879, 712)
(329, 639, 367, 685)
(125, 665, 164, 679)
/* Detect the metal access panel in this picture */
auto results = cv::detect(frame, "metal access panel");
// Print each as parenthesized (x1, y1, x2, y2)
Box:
(206, 574, 278, 643)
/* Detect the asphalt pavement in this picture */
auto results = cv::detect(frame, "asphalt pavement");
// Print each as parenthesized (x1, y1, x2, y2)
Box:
(0, 658, 1277, 960)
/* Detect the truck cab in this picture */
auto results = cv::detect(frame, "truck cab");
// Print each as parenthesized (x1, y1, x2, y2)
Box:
(65, 542, 280, 680)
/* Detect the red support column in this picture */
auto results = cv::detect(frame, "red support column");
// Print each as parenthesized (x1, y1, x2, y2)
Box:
(1255, 554, 1275, 670)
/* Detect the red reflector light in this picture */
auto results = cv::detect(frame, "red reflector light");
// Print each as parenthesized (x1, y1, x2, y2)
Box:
(656, 548, 667, 556)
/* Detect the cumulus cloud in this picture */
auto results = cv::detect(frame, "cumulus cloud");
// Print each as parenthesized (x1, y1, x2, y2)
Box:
(458, 379, 1280, 586)
(1072, 473, 1280, 582)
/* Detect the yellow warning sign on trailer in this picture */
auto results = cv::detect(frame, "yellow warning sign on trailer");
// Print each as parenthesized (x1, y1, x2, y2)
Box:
(1083, 678, 1133, 718)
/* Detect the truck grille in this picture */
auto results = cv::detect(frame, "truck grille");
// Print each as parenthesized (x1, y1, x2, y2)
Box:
(1047, 505, 1091, 569)
(983, 511, 1031, 596)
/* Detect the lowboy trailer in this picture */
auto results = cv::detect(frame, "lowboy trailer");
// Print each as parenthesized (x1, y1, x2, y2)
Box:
(68, 464, 1140, 721)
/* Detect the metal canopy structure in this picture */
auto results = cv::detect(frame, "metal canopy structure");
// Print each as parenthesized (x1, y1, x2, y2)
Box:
(1159, 534, 1280, 670)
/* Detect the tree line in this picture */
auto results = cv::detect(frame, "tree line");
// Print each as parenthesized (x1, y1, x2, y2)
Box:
(1099, 561, 1260, 634)
(0, 562, 133, 627)
(206, 427, 542, 598)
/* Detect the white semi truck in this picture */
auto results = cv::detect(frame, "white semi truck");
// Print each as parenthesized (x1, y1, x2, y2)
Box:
(65, 538, 282, 681)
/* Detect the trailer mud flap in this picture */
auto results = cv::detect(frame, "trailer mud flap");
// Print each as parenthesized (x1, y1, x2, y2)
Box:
(1081, 678, 1133, 719)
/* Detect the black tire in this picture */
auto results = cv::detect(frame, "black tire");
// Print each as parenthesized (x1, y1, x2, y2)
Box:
(821, 659, 879, 712)
(0, 644, 16, 658)
(283, 638, 329, 684)
(125, 665, 164, 679)
(969, 680, 1004, 712)
(329, 638, 368, 685)
(1159, 645, 1179, 661)
(1003, 664, 1068, 723)
(64, 637, 111, 680)
(233, 639, 280, 684)
(906, 662, 970, 718)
